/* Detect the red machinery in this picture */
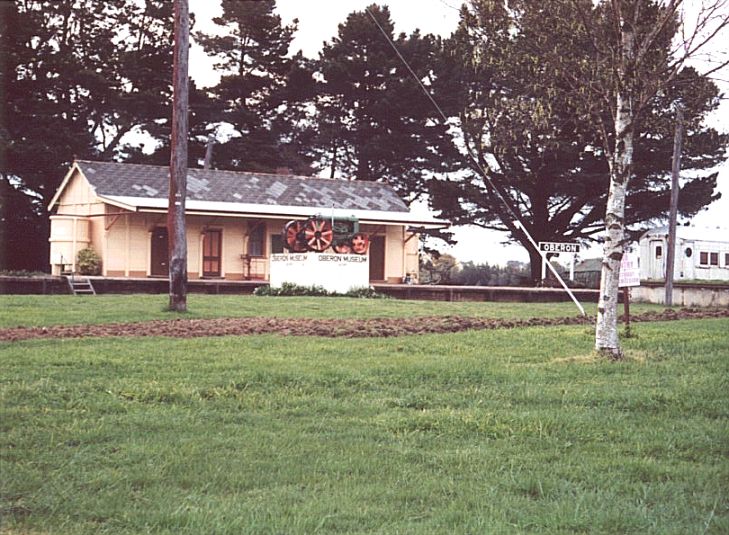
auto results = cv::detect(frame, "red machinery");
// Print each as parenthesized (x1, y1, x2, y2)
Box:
(283, 216, 369, 254)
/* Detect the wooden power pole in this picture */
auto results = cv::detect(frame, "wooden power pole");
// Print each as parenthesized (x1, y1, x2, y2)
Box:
(665, 103, 684, 307)
(168, 0, 189, 312)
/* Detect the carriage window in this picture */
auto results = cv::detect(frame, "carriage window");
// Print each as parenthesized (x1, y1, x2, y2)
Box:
(710, 252, 719, 266)
(684, 247, 692, 258)
(699, 252, 709, 265)
(725, 253, 729, 267)
(655, 246, 662, 258)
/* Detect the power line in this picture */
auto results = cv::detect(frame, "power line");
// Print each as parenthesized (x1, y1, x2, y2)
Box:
(365, 7, 518, 225)
(436, 0, 462, 13)
(364, 6, 586, 315)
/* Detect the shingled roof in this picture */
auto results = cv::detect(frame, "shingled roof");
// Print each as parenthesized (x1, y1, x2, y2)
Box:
(79, 160, 409, 212)
(50, 160, 449, 228)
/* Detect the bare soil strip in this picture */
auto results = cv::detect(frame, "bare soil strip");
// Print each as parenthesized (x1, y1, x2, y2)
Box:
(1, 308, 727, 342)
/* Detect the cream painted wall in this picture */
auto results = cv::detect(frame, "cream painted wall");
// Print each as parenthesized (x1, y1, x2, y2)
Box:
(49, 171, 98, 273)
(404, 230, 420, 283)
(104, 214, 133, 275)
(190, 217, 246, 278)
(385, 225, 403, 282)
(55, 171, 91, 215)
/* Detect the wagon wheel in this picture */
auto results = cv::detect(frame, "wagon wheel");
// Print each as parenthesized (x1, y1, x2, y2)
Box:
(350, 233, 370, 255)
(303, 218, 333, 252)
(283, 220, 307, 252)
(332, 241, 352, 254)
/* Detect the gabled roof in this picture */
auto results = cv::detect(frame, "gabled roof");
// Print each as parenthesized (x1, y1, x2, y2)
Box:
(50, 160, 449, 228)
(575, 258, 602, 272)
(640, 225, 728, 243)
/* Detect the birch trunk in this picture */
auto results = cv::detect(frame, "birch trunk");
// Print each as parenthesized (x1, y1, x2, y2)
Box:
(595, 90, 633, 358)
(168, 0, 189, 312)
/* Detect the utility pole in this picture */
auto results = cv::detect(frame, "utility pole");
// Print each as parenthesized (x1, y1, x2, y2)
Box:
(168, 0, 189, 312)
(203, 134, 215, 170)
(665, 103, 684, 307)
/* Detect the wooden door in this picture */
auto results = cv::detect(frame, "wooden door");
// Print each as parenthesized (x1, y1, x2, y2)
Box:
(648, 239, 664, 279)
(369, 235, 385, 281)
(150, 227, 169, 277)
(202, 230, 222, 277)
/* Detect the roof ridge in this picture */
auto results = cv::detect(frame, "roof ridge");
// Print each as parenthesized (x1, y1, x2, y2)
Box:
(69, 159, 412, 215)
(76, 159, 359, 183)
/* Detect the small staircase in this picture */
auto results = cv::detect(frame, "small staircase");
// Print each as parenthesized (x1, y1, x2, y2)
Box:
(67, 276, 96, 296)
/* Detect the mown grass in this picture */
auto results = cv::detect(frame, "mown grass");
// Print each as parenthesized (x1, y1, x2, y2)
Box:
(1, 316, 727, 534)
(0, 294, 667, 328)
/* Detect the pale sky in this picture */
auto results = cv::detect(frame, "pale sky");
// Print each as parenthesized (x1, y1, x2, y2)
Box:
(188, 0, 728, 266)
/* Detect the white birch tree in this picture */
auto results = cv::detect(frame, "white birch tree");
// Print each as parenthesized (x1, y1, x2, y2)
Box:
(592, 0, 728, 358)
(514, 0, 728, 357)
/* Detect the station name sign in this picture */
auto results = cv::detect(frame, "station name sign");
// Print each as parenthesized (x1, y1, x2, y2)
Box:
(538, 242, 581, 253)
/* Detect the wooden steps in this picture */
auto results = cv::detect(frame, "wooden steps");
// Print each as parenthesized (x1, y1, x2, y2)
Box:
(67, 276, 96, 296)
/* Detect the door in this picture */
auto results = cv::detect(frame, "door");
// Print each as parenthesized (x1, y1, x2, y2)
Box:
(202, 229, 222, 277)
(681, 241, 695, 279)
(369, 235, 385, 281)
(648, 239, 664, 279)
(150, 227, 168, 277)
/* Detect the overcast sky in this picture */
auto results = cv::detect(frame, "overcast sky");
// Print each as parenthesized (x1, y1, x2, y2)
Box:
(187, 0, 728, 266)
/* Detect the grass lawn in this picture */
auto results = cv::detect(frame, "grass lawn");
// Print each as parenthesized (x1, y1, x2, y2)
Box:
(0, 294, 668, 328)
(1, 298, 727, 534)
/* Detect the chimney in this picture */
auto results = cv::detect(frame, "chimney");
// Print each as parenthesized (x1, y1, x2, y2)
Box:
(203, 134, 215, 170)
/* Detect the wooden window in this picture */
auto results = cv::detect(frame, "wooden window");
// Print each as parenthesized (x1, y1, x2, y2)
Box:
(270, 234, 284, 254)
(699, 252, 709, 265)
(202, 229, 222, 277)
(655, 246, 662, 258)
(247, 222, 265, 257)
(710, 252, 719, 266)
(725, 253, 729, 267)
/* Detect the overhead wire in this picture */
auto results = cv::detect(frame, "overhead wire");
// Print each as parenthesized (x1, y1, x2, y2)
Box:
(365, 5, 586, 315)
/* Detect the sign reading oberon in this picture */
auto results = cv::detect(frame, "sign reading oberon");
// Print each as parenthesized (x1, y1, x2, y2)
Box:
(269, 253, 369, 294)
(538, 242, 581, 253)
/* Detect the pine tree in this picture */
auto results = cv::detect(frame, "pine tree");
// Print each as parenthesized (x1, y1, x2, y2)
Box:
(194, 0, 315, 174)
(0, 0, 174, 270)
(313, 4, 456, 200)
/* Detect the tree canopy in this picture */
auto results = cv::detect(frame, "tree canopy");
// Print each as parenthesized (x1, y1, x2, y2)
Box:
(193, 0, 315, 174)
(428, 0, 726, 281)
(1, 0, 726, 283)
(312, 4, 456, 200)
(1, 0, 174, 269)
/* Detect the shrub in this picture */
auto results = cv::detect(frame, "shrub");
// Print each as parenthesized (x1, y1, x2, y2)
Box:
(343, 286, 389, 299)
(76, 248, 101, 275)
(254, 283, 330, 297)
(254, 283, 388, 299)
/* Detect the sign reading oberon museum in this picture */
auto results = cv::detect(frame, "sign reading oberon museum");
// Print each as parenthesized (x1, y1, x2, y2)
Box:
(270, 253, 369, 293)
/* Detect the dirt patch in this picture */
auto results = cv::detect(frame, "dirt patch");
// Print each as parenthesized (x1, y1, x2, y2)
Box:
(1, 308, 727, 342)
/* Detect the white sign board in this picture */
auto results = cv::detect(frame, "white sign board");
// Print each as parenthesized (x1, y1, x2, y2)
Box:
(538, 242, 580, 281)
(270, 253, 369, 294)
(538, 242, 581, 253)
(619, 253, 641, 287)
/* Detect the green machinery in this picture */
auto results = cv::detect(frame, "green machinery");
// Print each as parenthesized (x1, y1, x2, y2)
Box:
(282, 216, 370, 254)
